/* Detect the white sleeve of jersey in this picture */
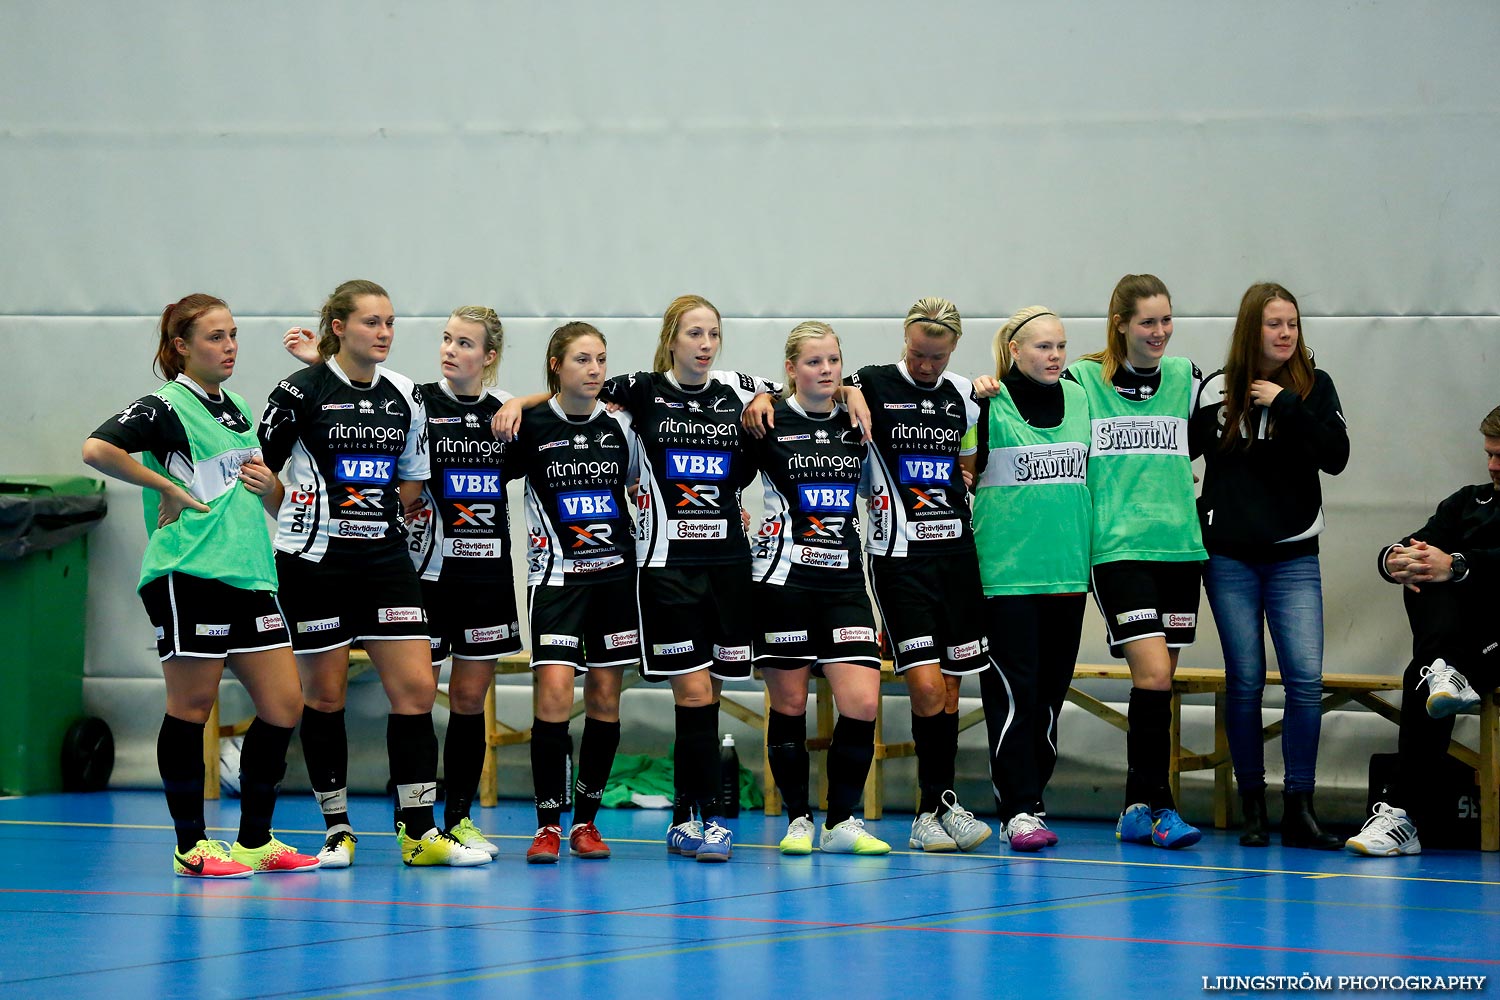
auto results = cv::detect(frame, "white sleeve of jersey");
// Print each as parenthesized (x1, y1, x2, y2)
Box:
(612, 410, 640, 483)
(492, 388, 516, 404)
(712, 370, 782, 407)
(946, 372, 982, 455)
(387, 369, 430, 482)
(1187, 361, 1204, 418)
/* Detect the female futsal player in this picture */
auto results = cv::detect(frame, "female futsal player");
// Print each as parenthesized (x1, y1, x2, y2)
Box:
(84, 294, 318, 877)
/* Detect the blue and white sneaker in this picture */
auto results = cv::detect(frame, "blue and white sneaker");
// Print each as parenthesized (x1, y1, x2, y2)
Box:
(666, 819, 705, 857)
(1150, 808, 1202, 849)
(1115, 803, 1153, 844)
(696, 818, 733, 862)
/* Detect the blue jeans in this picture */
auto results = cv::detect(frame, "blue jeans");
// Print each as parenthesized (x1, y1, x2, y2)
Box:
(1203, 554, 1325, 793)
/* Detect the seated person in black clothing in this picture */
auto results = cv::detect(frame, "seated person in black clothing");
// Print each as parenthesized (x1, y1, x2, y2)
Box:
(1346, 405, 1500, 856)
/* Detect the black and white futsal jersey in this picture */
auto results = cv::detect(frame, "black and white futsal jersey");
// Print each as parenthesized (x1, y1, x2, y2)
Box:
(259, 357, 428, 562)
(600, 370, 776, 568)
(848, 362, 979, 558)
(90, 374, 254, 479)
(747, 398, 867, 589)
(406, 381, 514, 582)
(514, 399, 638, 588)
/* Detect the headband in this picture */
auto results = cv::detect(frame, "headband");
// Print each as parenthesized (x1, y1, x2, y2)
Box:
(1007, 311, 1057, 345)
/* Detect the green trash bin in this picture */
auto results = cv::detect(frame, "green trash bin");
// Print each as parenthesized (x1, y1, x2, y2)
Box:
(0, 475, 107, 794)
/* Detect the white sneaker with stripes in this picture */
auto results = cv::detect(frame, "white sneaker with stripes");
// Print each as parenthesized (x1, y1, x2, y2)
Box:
(1345, 802, 1421, 856)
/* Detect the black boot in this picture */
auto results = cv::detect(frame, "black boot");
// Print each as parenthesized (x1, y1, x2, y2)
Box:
(1238, 787, 1269, 847)
(1281, 790, 1342, 850)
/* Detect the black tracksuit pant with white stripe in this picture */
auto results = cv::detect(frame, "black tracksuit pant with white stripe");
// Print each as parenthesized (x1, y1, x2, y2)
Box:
(979, 593, 1087, 822)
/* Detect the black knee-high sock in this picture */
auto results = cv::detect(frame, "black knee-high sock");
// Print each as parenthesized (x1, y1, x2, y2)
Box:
(911, 711, 944, 815)
(236, 717, 292, 849)
(531, 718, 571, 828)
(825, 715, 875, 828)
(573, 716, 620, 827)
(912, 710, 958, 815)
(676, 702, 721, 820)
(1125, 687, 1174, 812)
(442, 711, 486, 830)
(766, 709, 811, 820)
(299, 706, 350, 831)
(387, 712, 439, 835)
(158, 714, 207, 852)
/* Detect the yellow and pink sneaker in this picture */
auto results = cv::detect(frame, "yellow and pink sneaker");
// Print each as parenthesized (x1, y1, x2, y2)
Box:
(173, 839, 253, 879)
(231, 837, 321, 873)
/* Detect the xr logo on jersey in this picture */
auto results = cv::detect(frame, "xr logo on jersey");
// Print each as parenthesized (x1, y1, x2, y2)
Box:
(569, 524, 615, 549)
(340, 487, 384, 509)
(454, 502, 496, 527)
(677, 484, 721, 508)
(909, 487, 951, 511)
(803, 516, 846, 540)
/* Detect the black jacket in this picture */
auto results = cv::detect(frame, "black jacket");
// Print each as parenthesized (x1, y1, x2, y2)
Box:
(1377, 484, 1500, 585)
(1190, 368, 1349, 561)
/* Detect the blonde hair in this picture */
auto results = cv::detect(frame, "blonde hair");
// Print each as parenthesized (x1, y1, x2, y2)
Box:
(449, 305, 504, 387)
(901, 297, 962, 361)
(318, 279, 390, 360)
(992, 306, 1060, 379)
(545, 322, 607, 395)
(1079, 273, 1170, 383)
(652, 294, 721, 373)
(781, 320, 840, 399)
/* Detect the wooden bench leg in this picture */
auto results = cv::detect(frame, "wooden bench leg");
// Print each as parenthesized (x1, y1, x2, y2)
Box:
(204, 697, 220, 801)
(865, 687, 885, 820)
(479, 677, 499, 808)
(815, 678, 833, 811)
(762, 688, 782, 816)
(1214, 689, 1231, 830)
(1482, 692, 1498, 852)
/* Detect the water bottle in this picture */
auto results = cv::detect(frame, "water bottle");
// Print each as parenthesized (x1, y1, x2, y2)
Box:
(719, 734, 741, 818)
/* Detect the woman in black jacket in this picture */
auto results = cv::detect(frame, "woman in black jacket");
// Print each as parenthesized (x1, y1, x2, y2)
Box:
(1191, 282, 1349, 849)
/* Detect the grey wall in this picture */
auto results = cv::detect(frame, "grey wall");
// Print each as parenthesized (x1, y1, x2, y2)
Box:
(2, 2, 1496, 816)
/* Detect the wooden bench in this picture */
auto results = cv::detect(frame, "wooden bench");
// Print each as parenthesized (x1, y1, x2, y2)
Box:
(1065, 664, 1499, 851)
(206, 653, 1499, 851)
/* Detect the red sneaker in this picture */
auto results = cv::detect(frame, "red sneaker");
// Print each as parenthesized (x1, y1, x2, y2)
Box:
(526, 825, 561, 864)
(173, 840, 253, 879)
(568, 822, 612, 859)
(232, 837, 322, 872)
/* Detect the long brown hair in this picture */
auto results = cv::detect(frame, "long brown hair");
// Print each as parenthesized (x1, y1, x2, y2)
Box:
(1079, 274, 1170, 383)
(652, 295, 721, 373)
(154, 294, 228, 380)
(546, 322, 607, 395)
(318, 279, 390, 359)
(1218, 282, 1314, 452)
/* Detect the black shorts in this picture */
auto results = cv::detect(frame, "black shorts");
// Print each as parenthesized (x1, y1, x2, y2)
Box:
(528, 575, 642, 671)
(139, 572, 291, 661)
(752, 582, 881, 675)
(422, 575, 523, 665)
(868, 548, 988, 676)
(637, 564, 753, 681)
(1090, 558, 1204, 656)
(276, 550, 428, 653)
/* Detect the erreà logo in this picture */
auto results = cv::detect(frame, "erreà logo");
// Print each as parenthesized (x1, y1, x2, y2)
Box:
(665, 450, 729, 480)
(335, 455, 393, 483)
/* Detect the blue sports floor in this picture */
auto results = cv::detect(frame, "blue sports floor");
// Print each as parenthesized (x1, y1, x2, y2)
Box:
(1, 793, 1496, 999)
